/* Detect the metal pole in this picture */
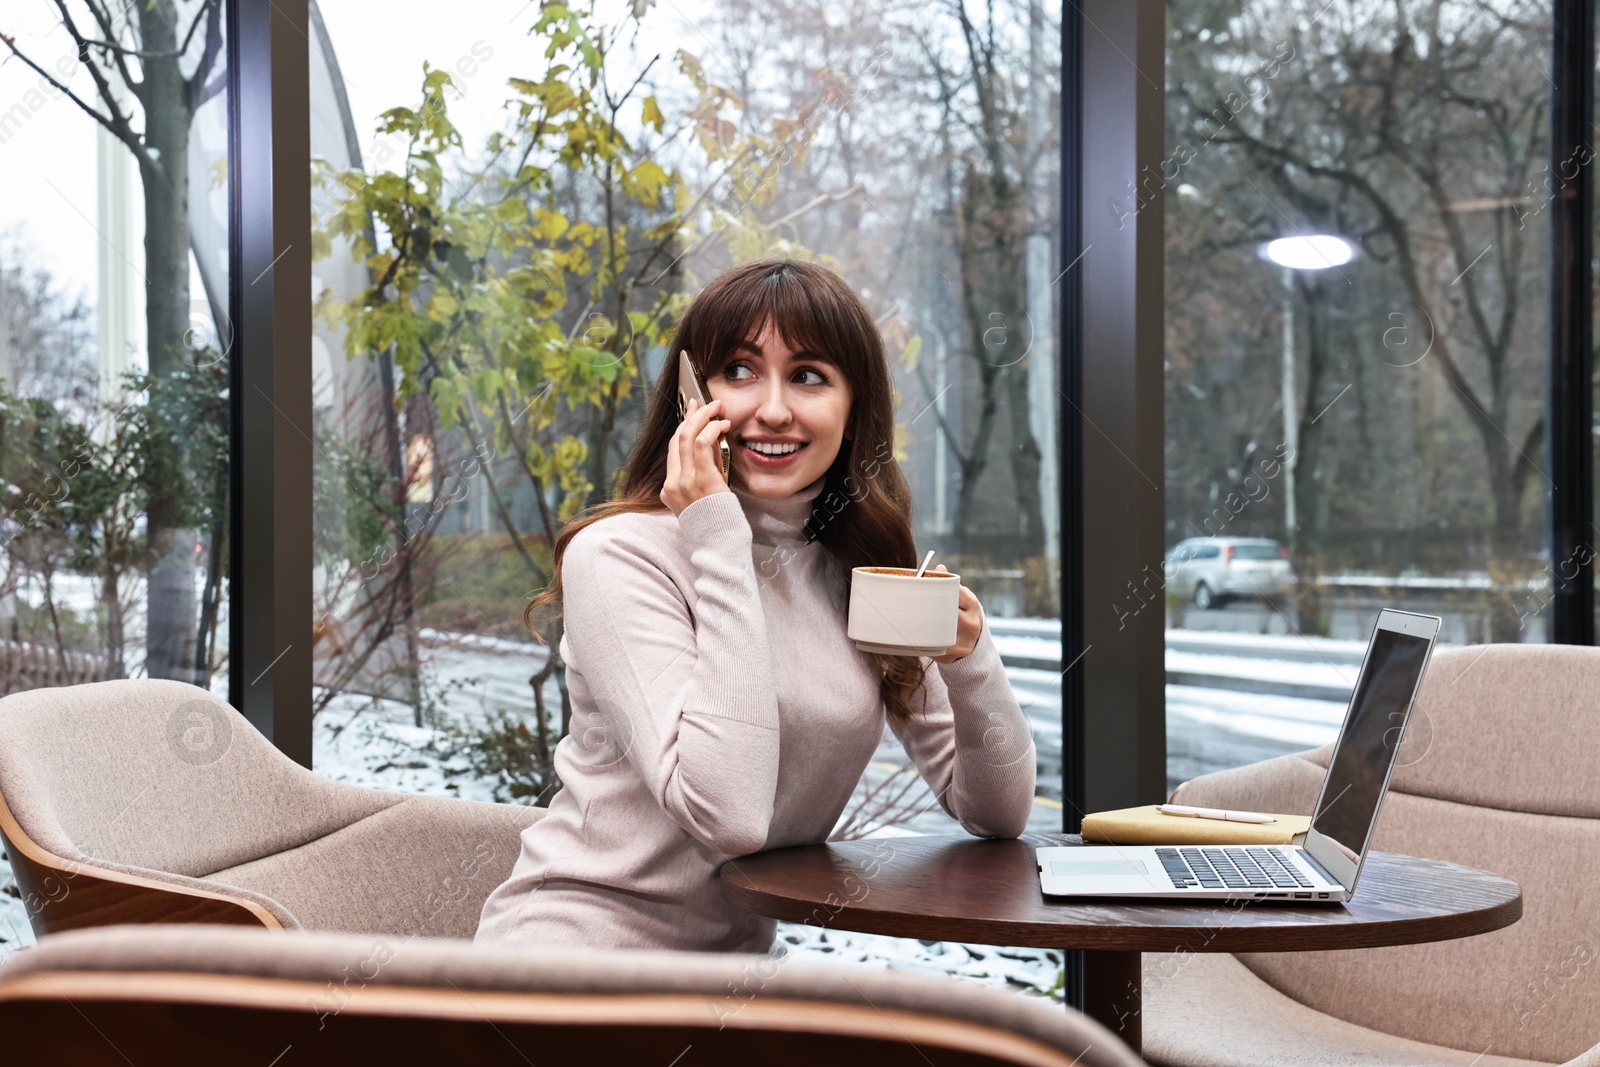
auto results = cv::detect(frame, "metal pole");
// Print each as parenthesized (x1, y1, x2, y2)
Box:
(228, 0, 314, 764)
(1549, 0, 1594, 644)
(1281, 265, 1298, 550)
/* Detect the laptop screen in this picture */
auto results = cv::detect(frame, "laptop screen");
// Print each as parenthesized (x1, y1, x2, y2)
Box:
(1309, 627, 1433, 863)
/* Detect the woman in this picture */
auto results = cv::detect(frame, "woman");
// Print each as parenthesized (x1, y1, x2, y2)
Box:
(474, 258, 1037, 954)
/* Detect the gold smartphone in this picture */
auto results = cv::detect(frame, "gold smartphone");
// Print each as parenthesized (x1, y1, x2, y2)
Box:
(677, 349, 731, 483)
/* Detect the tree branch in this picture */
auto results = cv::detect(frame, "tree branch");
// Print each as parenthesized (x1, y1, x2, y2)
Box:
(421, 338, 551, 590)
(79, 0, 139, 96)
(1213, 124, 1497, 430)
(49, 0, 138, 119)
(497, 389, 562, 554)
(609, 50, 659, 115)
(1416, 163, 1503, 378)
(1510, 413, 1545, 501)
(187, 0, 224, 113)
(0, 28, 144, 163)
(627, 141, 763, 287)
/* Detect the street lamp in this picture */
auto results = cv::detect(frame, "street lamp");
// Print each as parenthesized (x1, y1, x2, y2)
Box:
(1259, 234, 1356, 550)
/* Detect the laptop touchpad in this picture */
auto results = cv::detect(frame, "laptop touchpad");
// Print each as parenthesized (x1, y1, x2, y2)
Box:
(1050, 859, 1148, 877)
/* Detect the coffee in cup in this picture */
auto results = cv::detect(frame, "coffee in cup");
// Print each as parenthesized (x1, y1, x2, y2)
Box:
(847, 566, 960, 656)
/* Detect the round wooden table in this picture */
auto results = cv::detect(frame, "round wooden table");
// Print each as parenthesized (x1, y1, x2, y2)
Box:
(719, 832, 1523, 1055)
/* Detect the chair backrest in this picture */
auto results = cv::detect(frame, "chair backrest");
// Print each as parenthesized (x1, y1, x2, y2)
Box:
(0, 679, 399, 879)
(0, 924, 1149, 1067)
(1171, 642, 1600, 1063)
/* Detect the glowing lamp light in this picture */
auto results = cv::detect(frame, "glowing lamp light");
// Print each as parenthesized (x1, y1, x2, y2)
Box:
(1262, 235, 1355, 271)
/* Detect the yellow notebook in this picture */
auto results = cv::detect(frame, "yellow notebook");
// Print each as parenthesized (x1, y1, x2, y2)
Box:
(1080, 804, 1310, 846)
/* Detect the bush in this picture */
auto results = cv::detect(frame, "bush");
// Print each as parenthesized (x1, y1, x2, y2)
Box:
(9, 597, 100, 655)
(441, 708, 558, 806)
(415, 531, 550, 641)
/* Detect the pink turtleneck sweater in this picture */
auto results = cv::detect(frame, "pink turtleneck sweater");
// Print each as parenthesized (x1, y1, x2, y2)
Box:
(473, 473, 1038, 954)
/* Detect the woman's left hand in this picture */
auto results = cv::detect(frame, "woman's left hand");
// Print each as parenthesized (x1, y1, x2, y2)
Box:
(931, 564, 984, 665)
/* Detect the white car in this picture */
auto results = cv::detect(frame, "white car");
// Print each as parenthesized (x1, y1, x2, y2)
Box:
(1165, 537, 1295, 610)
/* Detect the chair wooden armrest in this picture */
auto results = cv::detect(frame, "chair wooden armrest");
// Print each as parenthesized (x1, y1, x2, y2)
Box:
(0, 787, 287, 934)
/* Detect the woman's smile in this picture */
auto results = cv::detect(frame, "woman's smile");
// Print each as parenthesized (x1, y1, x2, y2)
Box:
(739, 437, 809, 463)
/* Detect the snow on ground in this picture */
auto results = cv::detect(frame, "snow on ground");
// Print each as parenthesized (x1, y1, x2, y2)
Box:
(1164, 685, 1346, 795)
(1165, 628, 1368, 661)
(989, 631, 1062, 664)
(1166, 649, 1358, 691)
(0, 868, 26, 956)
(1166, 685, 1345, 747)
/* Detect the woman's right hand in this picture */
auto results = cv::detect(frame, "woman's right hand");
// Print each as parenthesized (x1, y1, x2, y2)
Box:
(661, 396, 733, 517)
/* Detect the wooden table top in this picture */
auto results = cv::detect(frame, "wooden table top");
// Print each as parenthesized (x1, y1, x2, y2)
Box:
(719, 832, 1523, 953)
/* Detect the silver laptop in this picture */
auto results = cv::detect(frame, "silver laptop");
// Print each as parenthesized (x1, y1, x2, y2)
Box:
(1038, 608, 1441, 903)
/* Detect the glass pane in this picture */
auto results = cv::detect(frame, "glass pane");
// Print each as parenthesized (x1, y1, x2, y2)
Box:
(312, 0, 1062, 831)
(0, 2, 232, 695)
(310, 0, 1059, 987)
(0, 0, 232, 947)
(1165, 1, 1552, 794)
(1594, 11, 1600, 641)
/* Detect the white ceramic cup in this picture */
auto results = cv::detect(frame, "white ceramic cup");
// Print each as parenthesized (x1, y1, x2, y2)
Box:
(847, 566, 961, 656)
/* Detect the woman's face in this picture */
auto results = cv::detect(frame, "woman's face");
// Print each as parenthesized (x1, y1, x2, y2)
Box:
(706, 319, 853, 499)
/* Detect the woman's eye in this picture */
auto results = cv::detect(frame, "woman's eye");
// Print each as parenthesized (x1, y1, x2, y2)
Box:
(722, 362, 827, 386)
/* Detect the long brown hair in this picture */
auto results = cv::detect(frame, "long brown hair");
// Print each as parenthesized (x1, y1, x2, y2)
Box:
(525, 257, 930, 727)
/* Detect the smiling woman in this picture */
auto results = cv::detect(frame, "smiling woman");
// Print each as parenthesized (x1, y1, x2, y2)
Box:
(474, 258, 1038, 954)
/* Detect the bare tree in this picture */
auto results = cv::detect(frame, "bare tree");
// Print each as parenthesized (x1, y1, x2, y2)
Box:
(0, 234, 96, 411)
(697, 0, 1059, 556)
(1168, 0, 1550, 637)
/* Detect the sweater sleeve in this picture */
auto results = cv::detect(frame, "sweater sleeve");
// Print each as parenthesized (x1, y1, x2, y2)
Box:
(558, 493, 780, 857)
(886, 612, 1037, 838)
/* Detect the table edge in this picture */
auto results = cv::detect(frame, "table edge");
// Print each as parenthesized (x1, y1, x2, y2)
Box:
(719, 838, 1524, 953)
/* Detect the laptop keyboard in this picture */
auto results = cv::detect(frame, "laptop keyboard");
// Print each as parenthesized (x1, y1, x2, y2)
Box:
(1155, 846, 1317, 890)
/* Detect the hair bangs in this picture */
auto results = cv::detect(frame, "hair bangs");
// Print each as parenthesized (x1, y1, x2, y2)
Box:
(697, 263, 849, 378)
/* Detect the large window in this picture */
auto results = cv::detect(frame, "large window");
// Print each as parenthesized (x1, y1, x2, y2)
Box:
(1164, 1, 1554, 791)
(303, 0, 1063, 835)
(0, 1, 232, 699)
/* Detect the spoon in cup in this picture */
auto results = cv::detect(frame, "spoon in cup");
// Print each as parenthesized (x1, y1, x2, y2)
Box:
(913, 549, 936, 578)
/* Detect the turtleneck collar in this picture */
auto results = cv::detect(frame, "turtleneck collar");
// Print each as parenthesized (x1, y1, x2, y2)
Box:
(731, 473, 828, 547)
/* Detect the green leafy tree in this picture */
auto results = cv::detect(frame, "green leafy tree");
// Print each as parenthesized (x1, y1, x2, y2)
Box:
(315, 4, 805, 790)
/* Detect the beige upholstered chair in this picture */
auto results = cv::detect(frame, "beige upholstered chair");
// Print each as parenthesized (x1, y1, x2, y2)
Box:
(1142, 643, 1600, 1066)
(0, 678, 543, 940)
(0, 924, 1148, 1067)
